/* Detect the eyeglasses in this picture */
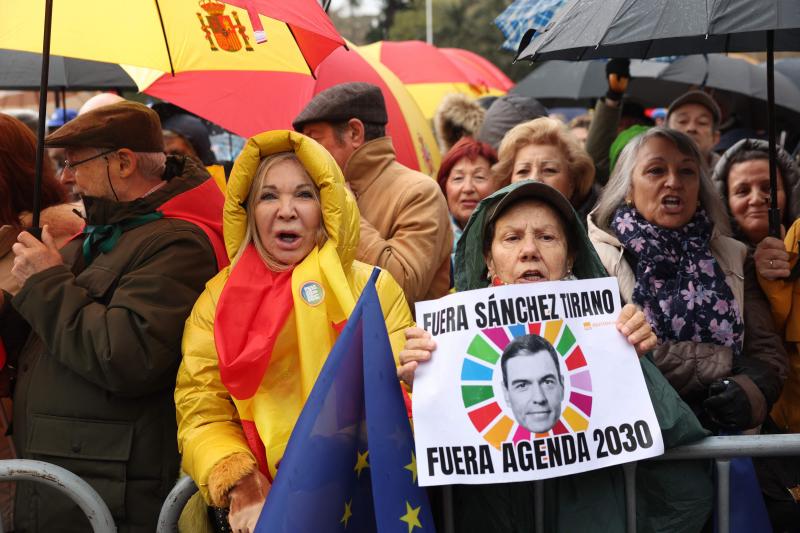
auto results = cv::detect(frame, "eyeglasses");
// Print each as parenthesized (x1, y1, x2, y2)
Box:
(62, 149, 116, 173)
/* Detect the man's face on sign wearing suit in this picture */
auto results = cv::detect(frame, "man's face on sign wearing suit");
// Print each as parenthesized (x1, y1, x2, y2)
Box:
(502, 349, 564, 433)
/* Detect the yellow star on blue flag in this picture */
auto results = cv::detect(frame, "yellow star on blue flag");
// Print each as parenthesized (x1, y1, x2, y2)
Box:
(341, 499, 353, 528)
(400, 501, 423, 533)
(405, 452, 418, 483)
(354, 450, 370, 477)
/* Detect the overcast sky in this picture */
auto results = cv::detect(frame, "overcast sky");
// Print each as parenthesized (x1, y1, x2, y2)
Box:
(328, 0, 382, 16)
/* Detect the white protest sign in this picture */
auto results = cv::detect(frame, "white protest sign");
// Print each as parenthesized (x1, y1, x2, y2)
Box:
(412, 277, 664, 486)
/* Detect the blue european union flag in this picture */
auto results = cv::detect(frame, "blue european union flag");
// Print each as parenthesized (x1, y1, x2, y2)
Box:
(255, 268, 435, 533)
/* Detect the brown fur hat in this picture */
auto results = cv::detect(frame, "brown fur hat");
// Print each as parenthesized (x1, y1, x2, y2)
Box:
(434, 93, 486, 153)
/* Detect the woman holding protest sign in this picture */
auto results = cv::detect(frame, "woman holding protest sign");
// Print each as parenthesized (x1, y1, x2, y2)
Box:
(588, 127, 787, 433)
(399, 181, 655, 386)
(175, 131, 414, 533)
(399, 180, 713, 532)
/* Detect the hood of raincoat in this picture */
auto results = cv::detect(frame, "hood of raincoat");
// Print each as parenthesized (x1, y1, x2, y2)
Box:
(223, 129, 359, 269)
(454, 180, 608, 292)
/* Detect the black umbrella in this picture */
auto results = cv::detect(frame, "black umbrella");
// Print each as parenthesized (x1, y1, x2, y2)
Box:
(517, 0, 800, 237)
(0, 49, 137, 151)
(775, 57, 800, 91)
(0, 49, 135, 91)
(510, 59, 666, 107)
(512, 55, 800, 120)
(516, 0, 800, 61)
(632, 55, 800, 115)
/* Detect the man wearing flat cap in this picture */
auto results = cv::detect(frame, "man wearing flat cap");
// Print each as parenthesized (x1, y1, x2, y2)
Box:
(0, 101, 225, 531)
(666, 90, 722, 167)
(295, 82, 452, 305)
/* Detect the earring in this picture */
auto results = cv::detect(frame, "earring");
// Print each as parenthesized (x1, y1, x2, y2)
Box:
(625, 198, 633, 207)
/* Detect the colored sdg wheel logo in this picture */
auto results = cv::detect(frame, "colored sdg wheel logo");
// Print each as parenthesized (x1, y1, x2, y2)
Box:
(460, 321, 593, 449)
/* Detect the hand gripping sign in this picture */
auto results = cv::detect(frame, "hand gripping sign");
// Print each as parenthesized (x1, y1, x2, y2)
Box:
(412, 277, 664, 486)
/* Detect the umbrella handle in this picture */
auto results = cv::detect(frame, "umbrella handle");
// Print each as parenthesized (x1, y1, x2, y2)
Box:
(32, 0, 54, 231)
(25, 227, 42, 241)
(767, 30, 781, 239)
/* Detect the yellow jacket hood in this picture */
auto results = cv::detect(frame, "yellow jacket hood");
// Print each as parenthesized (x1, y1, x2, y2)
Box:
(223, 130, 359, 269)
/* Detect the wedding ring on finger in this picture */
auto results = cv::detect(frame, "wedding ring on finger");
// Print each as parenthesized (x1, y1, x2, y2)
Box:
(769, 259, 774, 268)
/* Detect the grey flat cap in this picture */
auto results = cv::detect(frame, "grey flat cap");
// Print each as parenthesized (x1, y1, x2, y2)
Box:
(476, 94, 548, 150)
(667, 90, 722, 128)
(293, 82, 388, 131)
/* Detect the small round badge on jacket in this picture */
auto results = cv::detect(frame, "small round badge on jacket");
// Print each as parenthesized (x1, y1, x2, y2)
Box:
(300, 281, 325, 306)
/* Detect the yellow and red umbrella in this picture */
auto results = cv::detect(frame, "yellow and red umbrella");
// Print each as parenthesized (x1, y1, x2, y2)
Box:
(128, 43, 441, 175)
(439, 48, 514, 94)
(314, 45, 441, 176)
(0, 1, 343, 76)
(0, 0, 344, 227)
(359, 40, 510, 120)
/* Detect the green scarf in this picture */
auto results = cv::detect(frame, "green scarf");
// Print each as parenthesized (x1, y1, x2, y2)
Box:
(82, 212, 163, 264)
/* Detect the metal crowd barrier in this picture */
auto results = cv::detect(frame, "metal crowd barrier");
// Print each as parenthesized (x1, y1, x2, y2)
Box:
(156, 475, 198, 533)
(149, 434, 800, 533)
(525, 434, 800, 533)
(0, 459, 116, 533)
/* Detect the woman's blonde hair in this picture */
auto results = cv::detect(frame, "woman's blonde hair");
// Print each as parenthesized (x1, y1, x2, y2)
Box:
(234, 152, 327, 271)
(492, 117, 595, 205)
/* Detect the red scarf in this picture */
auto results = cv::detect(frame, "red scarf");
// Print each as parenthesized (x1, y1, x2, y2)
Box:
(214, 244, 293, 400)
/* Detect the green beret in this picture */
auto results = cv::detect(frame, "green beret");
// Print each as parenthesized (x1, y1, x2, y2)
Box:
(609, 124, 651, 173)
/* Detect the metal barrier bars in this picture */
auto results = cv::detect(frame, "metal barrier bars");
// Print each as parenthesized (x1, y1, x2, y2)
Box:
(444, 435, 800, 533)
(636, 434, 800, 533)
(156, 476, 198, 533)
(622, 462, 637, 533)
(155, 435, 800, 533)
(0, 459, 116, 533)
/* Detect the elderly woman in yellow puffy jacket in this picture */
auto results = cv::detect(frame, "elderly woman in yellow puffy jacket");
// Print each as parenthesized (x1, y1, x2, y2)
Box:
(175, 131, 414, 532)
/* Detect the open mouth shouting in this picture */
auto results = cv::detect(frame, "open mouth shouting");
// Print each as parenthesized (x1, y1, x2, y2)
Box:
(274, 230, 303, 250)
(660, 194, 685, 214)
(517, 269, 547, 283)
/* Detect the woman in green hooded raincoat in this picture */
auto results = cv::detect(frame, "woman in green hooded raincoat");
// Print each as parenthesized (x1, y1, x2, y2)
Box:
(399, 180, 714, 532)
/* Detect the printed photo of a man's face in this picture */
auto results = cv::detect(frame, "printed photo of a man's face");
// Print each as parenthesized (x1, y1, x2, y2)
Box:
(501, 334, 564, 433)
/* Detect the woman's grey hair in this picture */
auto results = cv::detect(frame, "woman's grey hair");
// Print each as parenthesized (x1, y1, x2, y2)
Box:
(133, 151, 167, 178)
(593, 127, 731, 235)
